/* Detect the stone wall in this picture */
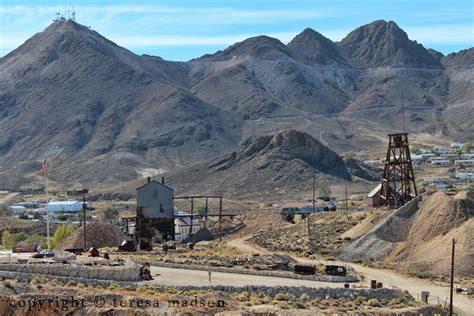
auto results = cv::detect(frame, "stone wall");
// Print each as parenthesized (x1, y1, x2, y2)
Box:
(0, 262, 140, 282)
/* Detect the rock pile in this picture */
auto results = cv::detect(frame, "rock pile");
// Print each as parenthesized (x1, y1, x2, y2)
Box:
(58, 222, 131, 250)
(250, 216, 355, 253)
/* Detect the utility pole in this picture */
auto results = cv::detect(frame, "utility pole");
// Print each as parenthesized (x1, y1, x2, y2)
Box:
(219, 195, 223, 243)
(308, 176, 315, 248)
(189, 197, 194, 237)
(402, 93, 406, 133)
(345, 186, 349, 213)
(67, 189, 89, 250)
(204, 197, 208, 229)
(449, 238, 456, 316)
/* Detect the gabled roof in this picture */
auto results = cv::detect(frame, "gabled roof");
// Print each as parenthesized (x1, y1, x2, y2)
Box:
(136, 179, 174, 191)
(367, 183, 382, 198)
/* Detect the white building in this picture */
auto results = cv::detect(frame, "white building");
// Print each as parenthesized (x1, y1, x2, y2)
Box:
(451, 143, 464, 149)
(363, 160, 383, 166)
(455, 171, 474, 180)
(174, 217, 202, 243)
(47, 200, 84, 213)
(455, 160, 474, 166)
(9, 205, 26, 215)
(431, 159, 450, 166)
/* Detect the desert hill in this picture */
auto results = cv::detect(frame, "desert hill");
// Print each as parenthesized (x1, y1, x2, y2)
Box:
(0, 19, 472, 188)
(164, 130, 377, 199)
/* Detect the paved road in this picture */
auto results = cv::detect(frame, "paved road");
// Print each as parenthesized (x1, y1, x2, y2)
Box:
(149, 266, 342, 288)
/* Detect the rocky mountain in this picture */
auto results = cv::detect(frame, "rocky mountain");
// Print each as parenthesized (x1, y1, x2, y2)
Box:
(0, 19, 472, 189)
(339, 20, 443, 69)
(165, 130, 356, 198)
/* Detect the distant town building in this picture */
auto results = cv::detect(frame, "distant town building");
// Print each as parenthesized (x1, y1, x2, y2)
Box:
(455, 171, 474, 180)
(174, 217, 201, 243)
(431, 159, 451, 166)
(450, 143, 464, 148)
(363, 160, 384, 166)
(10, 205, 26, 215)
(455, 160, 474, 166)
(47, 200, 84, 213)
(367, 183, 382, 207)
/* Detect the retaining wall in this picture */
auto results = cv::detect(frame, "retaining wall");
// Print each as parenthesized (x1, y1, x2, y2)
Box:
(0, 262, 140, 282)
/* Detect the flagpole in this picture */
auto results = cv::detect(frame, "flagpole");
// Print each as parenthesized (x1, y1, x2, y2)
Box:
(46, 173, 50, 250)
(43, 160, 50, 250)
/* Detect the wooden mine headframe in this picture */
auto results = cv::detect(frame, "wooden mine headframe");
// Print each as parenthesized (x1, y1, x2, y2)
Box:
(380, 133, 417, 207)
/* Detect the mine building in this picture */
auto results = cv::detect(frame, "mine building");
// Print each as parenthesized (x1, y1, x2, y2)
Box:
(122, 177, 175, 250)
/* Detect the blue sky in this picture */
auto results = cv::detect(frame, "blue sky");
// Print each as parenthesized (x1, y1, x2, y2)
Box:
(0, 0, 472, 61)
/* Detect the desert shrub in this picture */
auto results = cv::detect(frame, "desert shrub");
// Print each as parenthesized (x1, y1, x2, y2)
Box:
(355, 296, 366, 305)
(108, 283, 119, 290)
(365, 299, 380, 307)
(66, 279, 77, 287)
(275, 293, 289, 301)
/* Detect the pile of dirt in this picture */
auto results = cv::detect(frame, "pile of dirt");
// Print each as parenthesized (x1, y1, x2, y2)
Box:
(341, 210, 392, 240)
(386, 191, 473, 276)
(336, 190, 474, 276)
(58, 222, 131, 250)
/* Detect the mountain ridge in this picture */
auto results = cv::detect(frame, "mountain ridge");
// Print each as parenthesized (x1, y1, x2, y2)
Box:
(0, 19, 472, 188)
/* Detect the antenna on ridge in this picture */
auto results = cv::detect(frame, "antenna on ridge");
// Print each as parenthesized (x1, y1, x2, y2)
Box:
(72, 5, 76, 21)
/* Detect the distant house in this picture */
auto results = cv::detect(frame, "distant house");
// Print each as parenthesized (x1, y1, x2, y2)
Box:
(451, 143, 464, 149)
(455, 171, 474, 180)
(174, 217, 202, 243)
(367, 183, 382, 207)
(9, 205, 26, 215)
(435, 182, 450, 189)
(47, 200, 84, 213)
(363, 160, 384, 166)
(431, 159, 450, 166)
(455, 160, 474, 166)
(433, 146, 450, 154)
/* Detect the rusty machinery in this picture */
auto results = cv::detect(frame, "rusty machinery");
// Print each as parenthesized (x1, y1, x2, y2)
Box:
(380, 133, 417, 207)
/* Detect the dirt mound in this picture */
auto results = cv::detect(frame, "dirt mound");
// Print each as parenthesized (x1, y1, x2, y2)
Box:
(386, 191, 474, 276)
(341, 210, 392, 240)
(58, 222, 131, 250)
(337, 190, 474, 276)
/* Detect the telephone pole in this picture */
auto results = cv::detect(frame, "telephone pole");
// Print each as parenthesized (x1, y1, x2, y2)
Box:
(308, 176, 315, 249)
(449, 238, 456, 316)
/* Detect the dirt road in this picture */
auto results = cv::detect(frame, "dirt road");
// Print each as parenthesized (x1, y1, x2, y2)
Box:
(226, 235, 474, 315)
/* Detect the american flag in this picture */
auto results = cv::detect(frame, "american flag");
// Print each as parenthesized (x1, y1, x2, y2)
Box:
(41, 159, 47, 176)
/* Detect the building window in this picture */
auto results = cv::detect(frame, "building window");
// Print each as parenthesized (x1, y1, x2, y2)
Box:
(153, 190, 158, 199)
(160, 204, 164, 212)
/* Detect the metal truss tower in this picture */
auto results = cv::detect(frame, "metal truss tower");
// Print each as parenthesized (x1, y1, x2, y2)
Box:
(380, 133, 417, 207)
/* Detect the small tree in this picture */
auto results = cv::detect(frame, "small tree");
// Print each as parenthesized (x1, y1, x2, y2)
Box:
(18, 213, 29, 220)
(0, 204, 9, 216)
(50, 225, 76, 249)
(2, 230, 14, 248)
(33, 212, 42, 219)
(103, 207, 119, 223)
(319, 187, 331, 198)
